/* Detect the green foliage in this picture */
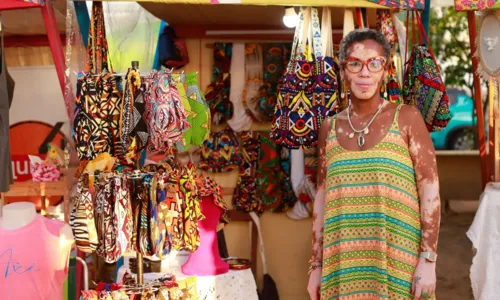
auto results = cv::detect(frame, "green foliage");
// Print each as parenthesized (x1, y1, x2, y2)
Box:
(429, 7, 472, 91)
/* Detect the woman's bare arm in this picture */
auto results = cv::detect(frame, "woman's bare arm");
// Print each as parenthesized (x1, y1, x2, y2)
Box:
(401, 106, 441, 253)
(310, 118, 333, 264)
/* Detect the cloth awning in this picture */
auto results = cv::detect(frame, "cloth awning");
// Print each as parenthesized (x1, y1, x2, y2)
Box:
(454, 0, 500, 11)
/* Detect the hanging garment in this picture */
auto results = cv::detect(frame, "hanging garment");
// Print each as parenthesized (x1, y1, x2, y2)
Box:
(199, 128, 242, 173)
(402, 12, 452, 132)
(73, 2, 124, 162)
(70, 174, 99, 253)
(321, 105, 427, 299)
(205, 43, 233, 125)
(271, 7, 341, 149)
(144, 69, 191, 152)
(233, 131, 263, 215)
(227, 43, 253, 132)
(0, 18, 14, 193)
(0, 216, 71, 299)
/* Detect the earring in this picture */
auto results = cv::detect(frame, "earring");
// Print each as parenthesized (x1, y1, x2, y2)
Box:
(382, 81, 388, 99)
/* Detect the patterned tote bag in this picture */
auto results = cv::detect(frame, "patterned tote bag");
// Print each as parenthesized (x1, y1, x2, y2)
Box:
(271, 7, 341, 149)
(72, 2, 123, 163)
(403, 11, 452, 132)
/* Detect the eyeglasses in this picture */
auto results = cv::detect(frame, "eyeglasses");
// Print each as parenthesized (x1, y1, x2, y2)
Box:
(342, 57, 387, 73)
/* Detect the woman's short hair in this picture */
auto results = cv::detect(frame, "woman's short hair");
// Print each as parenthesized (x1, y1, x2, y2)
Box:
(338, 29, 391, 64)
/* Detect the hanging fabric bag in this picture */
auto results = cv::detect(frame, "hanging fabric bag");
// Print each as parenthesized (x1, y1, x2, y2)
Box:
(402, 11, 452, 132)
(144, 69, 191, 152)
(72, 2, 123, 162)
(271, 7, 341, 149)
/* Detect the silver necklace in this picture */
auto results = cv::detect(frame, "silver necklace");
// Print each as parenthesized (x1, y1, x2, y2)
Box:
(347, 100, 385, 148)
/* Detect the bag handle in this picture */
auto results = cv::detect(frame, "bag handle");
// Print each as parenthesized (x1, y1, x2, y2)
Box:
(289, 7, 306, 63)
(310, 7, 323, 59)
(300, 7, 322, 60)
(321, 7, 334, 58)
(249, 212, 268, 275)
(85, 2, 113, 74)
(415, 11, 441, 73)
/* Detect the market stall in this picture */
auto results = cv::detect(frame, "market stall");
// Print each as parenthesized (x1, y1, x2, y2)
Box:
(0, 0, 461, 299)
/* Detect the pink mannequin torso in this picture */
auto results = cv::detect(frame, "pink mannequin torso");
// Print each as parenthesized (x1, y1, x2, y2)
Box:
(181, 194, 229, 276)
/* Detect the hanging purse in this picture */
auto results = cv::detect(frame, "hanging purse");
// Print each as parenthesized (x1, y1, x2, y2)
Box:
(403, 11, 452, 132)
(72, 2, 123, 163)
(199, 128, 242, 173)
(233, 131, 263, 215)
(271, 7, 341, 149)
(185, 73, 211, 146)
(205, 43, 234, 125)
(172, 73, 194, 151)
(144, 69, 191, 152)
(121, 69, 149, 157)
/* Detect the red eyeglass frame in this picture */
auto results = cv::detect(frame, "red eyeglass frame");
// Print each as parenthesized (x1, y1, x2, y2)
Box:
(342, 56, 388, 73)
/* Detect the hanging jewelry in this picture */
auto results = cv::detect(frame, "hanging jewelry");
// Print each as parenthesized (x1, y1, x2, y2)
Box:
(347, 100, 385, 148)
(383, 81, 388, 99)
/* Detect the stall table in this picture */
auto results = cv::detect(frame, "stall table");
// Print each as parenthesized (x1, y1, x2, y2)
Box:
(117, 258, 258, 300)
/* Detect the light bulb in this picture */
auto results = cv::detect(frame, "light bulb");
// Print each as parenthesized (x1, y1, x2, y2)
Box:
(283, 7, 298, 28)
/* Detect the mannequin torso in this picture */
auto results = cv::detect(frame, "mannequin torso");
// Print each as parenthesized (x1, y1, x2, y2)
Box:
(0, 202, 74, 271)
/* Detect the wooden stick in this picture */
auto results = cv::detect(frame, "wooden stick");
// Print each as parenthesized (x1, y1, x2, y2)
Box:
(489, 78, 495, 182)
(467, 11, 488, 188)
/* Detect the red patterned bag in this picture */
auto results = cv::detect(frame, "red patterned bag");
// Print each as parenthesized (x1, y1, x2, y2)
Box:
(144, 70, 191, 152)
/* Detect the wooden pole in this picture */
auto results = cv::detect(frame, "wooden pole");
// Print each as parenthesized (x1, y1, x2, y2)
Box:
(467, 11, 489, 188)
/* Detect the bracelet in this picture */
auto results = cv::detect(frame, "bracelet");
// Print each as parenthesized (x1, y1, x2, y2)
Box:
(308, 263, 323, 275)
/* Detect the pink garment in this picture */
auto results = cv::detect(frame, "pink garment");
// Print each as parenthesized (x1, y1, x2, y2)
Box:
(0, 215, 69, 299)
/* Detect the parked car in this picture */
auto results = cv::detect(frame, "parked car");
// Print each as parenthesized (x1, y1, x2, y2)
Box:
(430, 89, 476, 150)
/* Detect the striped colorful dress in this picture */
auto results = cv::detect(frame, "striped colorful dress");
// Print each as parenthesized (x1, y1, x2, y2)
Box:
(322, 104, 423, 299)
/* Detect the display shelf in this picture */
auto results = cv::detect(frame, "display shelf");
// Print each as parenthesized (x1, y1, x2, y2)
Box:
(1, 178, 69, 221)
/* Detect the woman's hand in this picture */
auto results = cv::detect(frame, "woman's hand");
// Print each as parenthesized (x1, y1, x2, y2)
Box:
(307, 268, 322, 300)
(412, 258, 436, 300)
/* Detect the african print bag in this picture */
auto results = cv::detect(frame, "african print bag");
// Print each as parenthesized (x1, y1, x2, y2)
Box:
(172, 74, 193, 151)
(174, 73, 211, 151)
(403, 12, 452, 132)
(121, 69, 149, 156)
(72, 2, 123, 162)
(233, 131, 263, 215)
(257, 131, 297, 213)
(385, 58, 402, 104)
(205, 43, 233, 125)
(70, 174, 98, 253)
(144, 69, 191, 152)
(271, 7, 341, 149)
(199, 128, 242, 173)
